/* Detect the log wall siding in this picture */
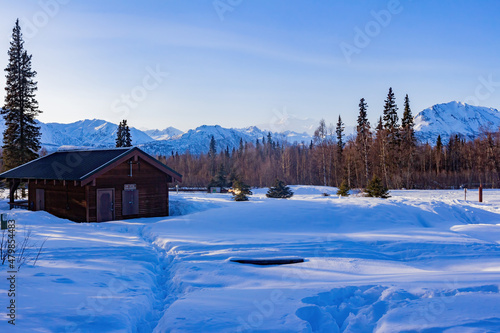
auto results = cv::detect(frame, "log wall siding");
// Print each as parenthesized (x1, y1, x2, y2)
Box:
(27, 156, 172, 222)
(87, 157, 170, 222)
(28, 181, 87, 222)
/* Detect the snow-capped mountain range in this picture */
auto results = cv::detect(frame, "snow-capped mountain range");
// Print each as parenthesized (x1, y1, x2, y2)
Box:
(414, 101, 500, 143)
(0, 101, 498, 155)
(143, 127, 184, 141)
(140, 125, 313, 156)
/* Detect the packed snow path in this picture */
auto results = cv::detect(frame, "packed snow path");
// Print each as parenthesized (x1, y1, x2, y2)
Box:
(0, 187, 499, 332)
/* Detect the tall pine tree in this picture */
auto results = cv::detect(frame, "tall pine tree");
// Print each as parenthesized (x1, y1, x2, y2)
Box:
(383, 87, 399, 131)
(356, 98, 371, 184)
(336, 115, 345, 154)
(116, 119, 132, 147)
(116, 121, 124, 147)
(381, 87, 399, 187)
(400, 94, 415, 188)
(2, 19, 42, 170)
(401, 94, 415, 144)
(123, 120, 132, 147)
(208, 135, 217, 158)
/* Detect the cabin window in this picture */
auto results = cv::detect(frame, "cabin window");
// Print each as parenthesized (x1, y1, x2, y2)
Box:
(122, 190, 139, 215)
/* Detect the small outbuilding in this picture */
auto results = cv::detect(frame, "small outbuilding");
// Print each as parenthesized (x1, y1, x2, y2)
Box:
(0, 147, 182, 222)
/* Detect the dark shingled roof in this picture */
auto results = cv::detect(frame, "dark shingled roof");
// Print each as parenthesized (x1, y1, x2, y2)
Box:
(0, 147, 182, 181)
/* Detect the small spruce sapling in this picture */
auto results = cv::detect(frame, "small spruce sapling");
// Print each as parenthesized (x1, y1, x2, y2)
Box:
(266, 179, 294, 199)
(365, 175, 390, 198)
(337, 179, 350, 197)
(232, 178, 252, 201)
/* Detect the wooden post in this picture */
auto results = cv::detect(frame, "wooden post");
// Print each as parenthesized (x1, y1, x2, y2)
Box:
(464, 188, 467, 201)
(479, 184, 483, 203)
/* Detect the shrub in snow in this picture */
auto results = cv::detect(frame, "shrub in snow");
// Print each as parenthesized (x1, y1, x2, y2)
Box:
(266, 179, 294, 199)
(336, 179, 350, 197)
(365, 175, 390, 198)
(231, 179, 252, 201)
(1, 228, 47, 270)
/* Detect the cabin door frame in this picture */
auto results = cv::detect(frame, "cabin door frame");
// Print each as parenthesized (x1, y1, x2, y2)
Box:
(35, 189, 45, 211)
(96, 188, 115, 222)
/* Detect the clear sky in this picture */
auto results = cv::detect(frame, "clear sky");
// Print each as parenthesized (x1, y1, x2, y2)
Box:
(1, 0, 499, 133)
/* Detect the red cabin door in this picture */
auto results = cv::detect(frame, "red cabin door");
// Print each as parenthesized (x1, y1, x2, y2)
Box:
(97, 189, 115, 222)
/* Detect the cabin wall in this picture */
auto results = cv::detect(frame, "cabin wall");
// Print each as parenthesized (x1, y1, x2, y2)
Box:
(28, 181, 87, 222)
(87, 157, 170, 222)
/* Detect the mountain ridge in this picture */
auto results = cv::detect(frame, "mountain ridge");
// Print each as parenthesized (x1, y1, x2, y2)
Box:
(413, 101, 500, 143)
(0, 101, 498, 154)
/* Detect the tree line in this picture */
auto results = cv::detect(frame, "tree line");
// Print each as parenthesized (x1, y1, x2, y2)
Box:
(161, 88, 500, 190)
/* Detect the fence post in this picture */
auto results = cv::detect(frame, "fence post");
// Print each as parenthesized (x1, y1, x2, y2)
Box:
(479, 184, 483, 203)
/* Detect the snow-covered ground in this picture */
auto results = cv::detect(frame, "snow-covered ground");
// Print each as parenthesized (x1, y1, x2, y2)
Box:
(0, 187, 499, 332)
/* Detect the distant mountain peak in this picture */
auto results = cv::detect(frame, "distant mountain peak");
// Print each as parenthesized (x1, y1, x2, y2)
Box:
(414, 101, 500, 143)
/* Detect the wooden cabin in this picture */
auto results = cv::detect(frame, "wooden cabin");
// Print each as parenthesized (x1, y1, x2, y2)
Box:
(0, 147, 182, 222)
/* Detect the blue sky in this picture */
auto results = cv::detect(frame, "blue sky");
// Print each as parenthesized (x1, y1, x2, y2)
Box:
(1, 0, 499, 133)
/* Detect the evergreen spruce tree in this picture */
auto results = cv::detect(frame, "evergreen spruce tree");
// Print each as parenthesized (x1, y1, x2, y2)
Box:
(336, 115, 345, 154)
(267, 132, 273, 147)
(123, 120, 132, 147)
(356, 98, 371, 183)
(208, 163, 228, 189)
(116, 121, 124, 147)
(435, 134, 443, 174)
(400, 94, 415, 188)
(401, 94, 415, 144)
(436, 134, 442, 149)
(231, 178, 252, 201)
(208, 135, 217, 158)
(336, 178, 350, 197)
(266, 179, 294, 198)
(357, 98, 370, 136)
(2, 19, 42, 170)
(401, 94, 412, 128)
(383, 87, 399, 131)
(381, 88, 399, 188)
(238, 138, 244, 154)
(365, 175, 390, 198)
(116, 120, 132, 147)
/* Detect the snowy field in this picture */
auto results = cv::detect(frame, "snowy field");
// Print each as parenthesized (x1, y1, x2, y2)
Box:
(0, 186, 499, 332)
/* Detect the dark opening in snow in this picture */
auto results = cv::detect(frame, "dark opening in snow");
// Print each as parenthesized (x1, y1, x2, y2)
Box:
(230, 258, 305, 265)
